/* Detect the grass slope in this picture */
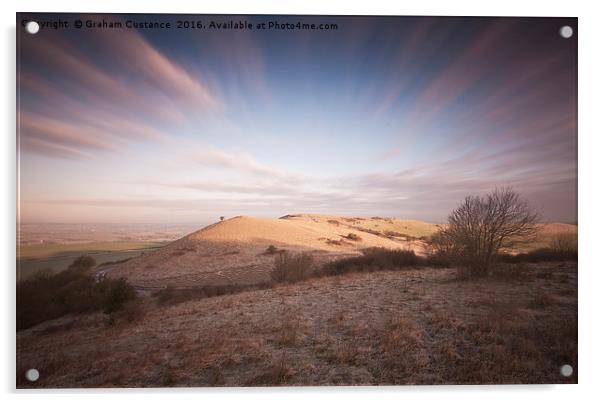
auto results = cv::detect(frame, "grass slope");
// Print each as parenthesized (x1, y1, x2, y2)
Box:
(17, 262, 577, 387)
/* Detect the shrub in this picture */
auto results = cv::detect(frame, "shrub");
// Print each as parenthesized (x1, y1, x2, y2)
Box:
(106, 299, 144, 326)
(68, 255, 96, 271)
(103, 278, 137, 314)
(345, 233, 362, 241)
(424, 231, 457, 268)
(424, 253, 453, 268)
(321, 248, 421, 276)
(271, 252, 314, 283)
(16, 265, 136, 330)
(265, 245, 278, 254)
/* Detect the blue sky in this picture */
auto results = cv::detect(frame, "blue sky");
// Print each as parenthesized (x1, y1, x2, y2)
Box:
(17, 14, 577, 223)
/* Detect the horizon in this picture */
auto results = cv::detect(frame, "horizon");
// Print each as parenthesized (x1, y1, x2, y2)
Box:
(17, 14, 577, 224)
(18, 212, 579, 227)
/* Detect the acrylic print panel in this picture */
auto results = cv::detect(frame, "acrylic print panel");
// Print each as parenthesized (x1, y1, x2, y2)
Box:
(16, 13, 577, 387)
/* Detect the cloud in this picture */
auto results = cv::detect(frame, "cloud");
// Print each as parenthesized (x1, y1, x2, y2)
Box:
(19, 112, 115, 151)
(18, 20, 219, 159)
(192, 148, 301, 181)
(19, 136, 91, 159)
(95, 27, 218, 110)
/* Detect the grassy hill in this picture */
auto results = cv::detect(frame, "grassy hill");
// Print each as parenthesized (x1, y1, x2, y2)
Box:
(105, 214, 576, 289)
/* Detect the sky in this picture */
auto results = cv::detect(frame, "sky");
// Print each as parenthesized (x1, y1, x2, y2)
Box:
(17, 14, 577, 224)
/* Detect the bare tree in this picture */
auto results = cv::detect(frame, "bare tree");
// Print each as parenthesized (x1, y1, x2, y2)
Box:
(425, 230, 459, 267)
(443, 187, 539, 277)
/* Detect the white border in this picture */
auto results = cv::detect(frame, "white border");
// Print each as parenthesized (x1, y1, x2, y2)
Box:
(3, 1, 601, 401)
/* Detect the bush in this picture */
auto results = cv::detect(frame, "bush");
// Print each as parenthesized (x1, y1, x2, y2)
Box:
(68, 255, 96, 271)
(265, 245, 278, 254)
(424, 253, 453, 268)
(345, 233, 362, 241)
(271, 252, 314, 283)
(106, 299, 144, 326)
(103, 278, 137, 314)
(424, 231, 457, 268)
(16, 265, 136, 330)
(321, 248, 421, 276)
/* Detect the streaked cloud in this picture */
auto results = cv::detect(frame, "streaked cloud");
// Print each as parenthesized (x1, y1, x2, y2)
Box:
(17, 15, 577, 223)
(18, 16, 219, 159)
(192, 148, 302, 181)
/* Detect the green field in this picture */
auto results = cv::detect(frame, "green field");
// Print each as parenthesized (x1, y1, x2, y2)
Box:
(17, 241, 169, 281)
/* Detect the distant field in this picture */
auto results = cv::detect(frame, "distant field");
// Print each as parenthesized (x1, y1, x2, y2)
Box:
(18, 241, 168, 259)
(17, 241, 169, 281)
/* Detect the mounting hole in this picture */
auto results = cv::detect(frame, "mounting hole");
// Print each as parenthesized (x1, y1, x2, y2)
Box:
(25, 21, 40, 35)
(559, 25, 573, 39)
(560, 364, 573, 377)
(25, 368, 39, 382)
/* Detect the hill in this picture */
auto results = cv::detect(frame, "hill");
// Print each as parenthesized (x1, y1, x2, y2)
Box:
(103, 214, 576, 289)
(103, 214, 441, 289)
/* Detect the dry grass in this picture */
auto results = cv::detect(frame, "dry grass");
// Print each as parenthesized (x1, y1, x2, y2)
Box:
(372, 315, 427, 383)
(247, 353, 292, 386)
(277, 307, 302, 346)
(17, 261, 577, 387)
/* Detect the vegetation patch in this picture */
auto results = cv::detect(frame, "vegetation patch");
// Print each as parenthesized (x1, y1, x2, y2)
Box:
(153, 283, 272, 306)
(264, 245, 279, 255)
(17, 255, 138, 330)
(320, 248, 421, 276)
(271, 252, 314, 283)
(345, 233, 362, 241)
